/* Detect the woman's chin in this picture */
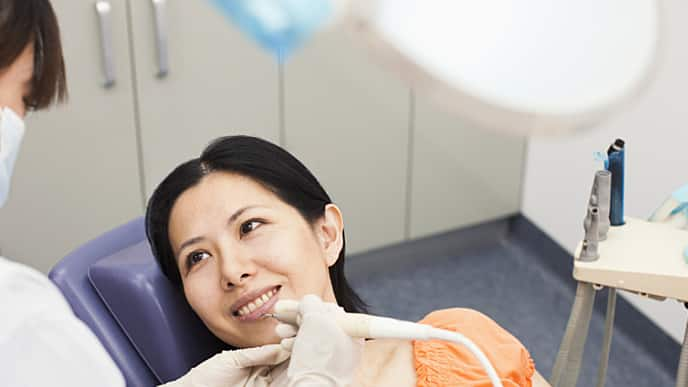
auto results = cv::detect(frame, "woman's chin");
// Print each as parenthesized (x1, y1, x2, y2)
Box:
(223, 325, 283, 348)
(255, 331, 283, 347)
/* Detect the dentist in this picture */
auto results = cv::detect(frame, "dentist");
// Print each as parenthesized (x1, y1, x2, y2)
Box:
(0, 1, 124, 385)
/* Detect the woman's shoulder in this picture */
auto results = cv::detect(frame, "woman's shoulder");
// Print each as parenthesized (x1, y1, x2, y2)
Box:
(355, 309, 537, 387)
(419, 307, 494, 326)
(415, 308, 535, 387)
(419, 307, 531, 349)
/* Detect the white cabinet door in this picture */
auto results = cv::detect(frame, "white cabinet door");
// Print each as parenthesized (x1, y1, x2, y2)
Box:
(0, 0, 144, 273)
(127, 0, 280, 197)
(283, 27, 411, 254)
(409, 95, 526, 238)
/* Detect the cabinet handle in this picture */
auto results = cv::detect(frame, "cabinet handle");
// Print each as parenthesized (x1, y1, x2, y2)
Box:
(152, 0, 169, 78)
(95, 1, 115, 88)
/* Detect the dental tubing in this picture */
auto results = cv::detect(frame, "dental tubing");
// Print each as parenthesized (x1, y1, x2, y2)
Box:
(269, 300, 504, 387)
(678, 317, 688, 387)
(550, 282, 596, 387)
(596, 289, 616, 387)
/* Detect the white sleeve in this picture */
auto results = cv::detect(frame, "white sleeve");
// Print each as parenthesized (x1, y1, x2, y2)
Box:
(0, 257, 125, 387)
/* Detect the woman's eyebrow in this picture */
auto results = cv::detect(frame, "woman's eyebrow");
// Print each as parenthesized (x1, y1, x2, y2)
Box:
(178, 236, 206, 255)
(227, 205, 266, 226)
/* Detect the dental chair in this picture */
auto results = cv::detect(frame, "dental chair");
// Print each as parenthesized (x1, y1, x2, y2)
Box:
(48, 218, 228, 387)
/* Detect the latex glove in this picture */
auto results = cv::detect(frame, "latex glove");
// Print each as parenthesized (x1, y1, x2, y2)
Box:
(274, 295, 363, 387)
(159, 344, 290, 387)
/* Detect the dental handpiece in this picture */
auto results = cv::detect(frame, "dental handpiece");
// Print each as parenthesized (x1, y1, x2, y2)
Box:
(266, 300, 504, 387)
(606, 138, 625, 226)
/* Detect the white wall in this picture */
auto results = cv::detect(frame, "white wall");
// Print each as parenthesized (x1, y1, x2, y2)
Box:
(522, 0, 688, 343)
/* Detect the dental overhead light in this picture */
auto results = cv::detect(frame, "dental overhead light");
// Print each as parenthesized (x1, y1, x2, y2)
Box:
(211, 0, 661, 136)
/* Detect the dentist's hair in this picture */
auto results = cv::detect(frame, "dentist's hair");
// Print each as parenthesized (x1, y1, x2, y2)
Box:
(0, 0, 67, 110)
(146, 135, 368, 314)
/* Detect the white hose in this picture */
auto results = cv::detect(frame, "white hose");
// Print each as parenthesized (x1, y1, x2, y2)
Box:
(341, 313, 504, 387)
(427, 327, 504, 387)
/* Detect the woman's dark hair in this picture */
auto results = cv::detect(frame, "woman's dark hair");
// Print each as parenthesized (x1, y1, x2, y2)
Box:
(145, 135, 367, 314)
(0, 0, 67, 110)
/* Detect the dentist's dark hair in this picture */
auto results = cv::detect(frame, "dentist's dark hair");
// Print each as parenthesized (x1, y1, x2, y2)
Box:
(145, 135, 367, 314)
(0, 0, 67, 110)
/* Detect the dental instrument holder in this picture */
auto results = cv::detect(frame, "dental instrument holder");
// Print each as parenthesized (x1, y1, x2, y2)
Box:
(551, 173, 688, 387)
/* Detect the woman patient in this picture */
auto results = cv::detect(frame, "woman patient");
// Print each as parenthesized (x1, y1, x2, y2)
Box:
(146, 135, 551, 386)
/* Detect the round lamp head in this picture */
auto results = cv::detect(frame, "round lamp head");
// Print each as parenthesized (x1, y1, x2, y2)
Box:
(348, 0, 660, 135)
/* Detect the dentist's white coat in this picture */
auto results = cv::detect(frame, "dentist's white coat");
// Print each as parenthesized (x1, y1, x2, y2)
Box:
(0, 256, 125, 387)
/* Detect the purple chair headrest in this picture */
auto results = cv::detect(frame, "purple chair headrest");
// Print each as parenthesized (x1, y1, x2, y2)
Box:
(89, 241, 228, 383)
(50, 218, 227, 387)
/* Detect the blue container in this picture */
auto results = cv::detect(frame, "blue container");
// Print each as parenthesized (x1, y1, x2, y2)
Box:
(210, 0, 334, 60)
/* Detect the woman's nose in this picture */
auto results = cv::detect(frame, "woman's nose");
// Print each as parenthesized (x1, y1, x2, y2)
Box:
(219, 251, 257, 290)
(223, 272, 251, 290)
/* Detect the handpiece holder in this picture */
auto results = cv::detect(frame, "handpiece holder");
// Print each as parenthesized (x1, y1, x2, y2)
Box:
(579, 170, 611, 261)
(580, 204, 601, 261)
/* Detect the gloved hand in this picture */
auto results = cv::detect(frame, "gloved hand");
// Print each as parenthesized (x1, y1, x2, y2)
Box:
(159, 343, 290, 387)
(274, 295, 363, 387)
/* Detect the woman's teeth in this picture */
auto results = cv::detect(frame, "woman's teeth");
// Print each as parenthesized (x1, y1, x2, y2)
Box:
(238, 289, 277, 316)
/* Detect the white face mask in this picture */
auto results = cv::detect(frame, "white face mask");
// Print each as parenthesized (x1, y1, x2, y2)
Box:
(0, 107, 26, 208)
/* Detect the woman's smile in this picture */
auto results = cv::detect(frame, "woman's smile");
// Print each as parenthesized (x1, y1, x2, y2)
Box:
(231, 285, 281, 321)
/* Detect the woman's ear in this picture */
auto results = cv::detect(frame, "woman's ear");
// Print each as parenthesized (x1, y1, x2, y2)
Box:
(317, 204, 344, 267)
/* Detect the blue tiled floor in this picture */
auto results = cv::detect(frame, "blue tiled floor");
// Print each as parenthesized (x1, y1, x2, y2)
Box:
(348, 238, 676, 386)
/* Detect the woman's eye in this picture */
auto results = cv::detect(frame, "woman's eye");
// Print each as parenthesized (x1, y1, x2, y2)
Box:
(187, 251, 209, 268)
(240, 220, 262, 236)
